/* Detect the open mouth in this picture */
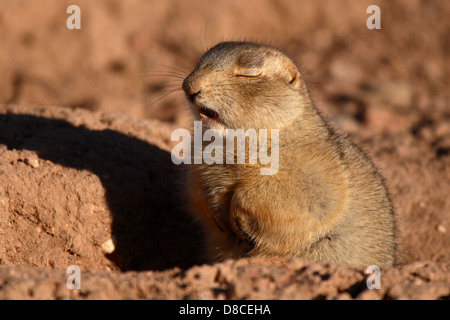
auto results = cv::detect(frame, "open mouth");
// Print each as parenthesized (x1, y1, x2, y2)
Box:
(198, 105, 219, 121)
(185, 92, 221, 123)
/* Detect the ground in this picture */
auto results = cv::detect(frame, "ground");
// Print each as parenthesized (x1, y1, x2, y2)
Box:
(0, 0, 449, 299)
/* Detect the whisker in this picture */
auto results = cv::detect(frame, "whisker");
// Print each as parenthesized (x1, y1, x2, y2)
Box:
(144, 70, 187, 78)
(142, 73, 186, 79)
(162, 84, 183, 88)
(149, 89, 183, 106)
(156, 63, 190, 76)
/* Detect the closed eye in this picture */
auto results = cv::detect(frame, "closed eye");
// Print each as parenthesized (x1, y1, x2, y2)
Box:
(235, 68, 262, 78)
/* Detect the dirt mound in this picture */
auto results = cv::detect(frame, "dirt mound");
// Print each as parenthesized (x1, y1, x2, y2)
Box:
(1, 259, 449, 300)
(0, 0, 449, 300)
(0, 104, 202, 272)
(0, 103, 449, 300)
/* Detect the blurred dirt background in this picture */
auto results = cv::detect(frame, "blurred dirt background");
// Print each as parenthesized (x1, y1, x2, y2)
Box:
(0, 0, 449, 299)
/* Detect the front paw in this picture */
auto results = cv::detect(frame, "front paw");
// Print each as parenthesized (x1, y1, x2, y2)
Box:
(229, 209, 257, 246)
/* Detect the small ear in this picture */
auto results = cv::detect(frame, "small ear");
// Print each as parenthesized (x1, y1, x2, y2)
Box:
(285, 60, 301, 89)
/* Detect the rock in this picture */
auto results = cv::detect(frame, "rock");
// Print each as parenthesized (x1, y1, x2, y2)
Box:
(24, 157, 39, 168)
(101, 238, 116, 254)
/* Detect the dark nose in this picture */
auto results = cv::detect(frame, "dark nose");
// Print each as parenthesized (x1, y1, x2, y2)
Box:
(182, 76, 192, 94)
(182, 77, 201, 102)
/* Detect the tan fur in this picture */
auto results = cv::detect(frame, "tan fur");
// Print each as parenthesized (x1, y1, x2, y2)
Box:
(182, 41, 397, 268)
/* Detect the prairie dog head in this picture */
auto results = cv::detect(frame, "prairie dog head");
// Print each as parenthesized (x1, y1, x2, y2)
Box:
(182, 42, 310, 131)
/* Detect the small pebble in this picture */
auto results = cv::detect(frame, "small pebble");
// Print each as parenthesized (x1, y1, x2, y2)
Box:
(24, 157, 39, 168)
(437, 225, 446, 233)
(101, 238, 116, 254)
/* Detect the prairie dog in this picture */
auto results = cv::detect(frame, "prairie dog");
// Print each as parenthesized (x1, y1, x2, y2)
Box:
(182, 41, 397, 267)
